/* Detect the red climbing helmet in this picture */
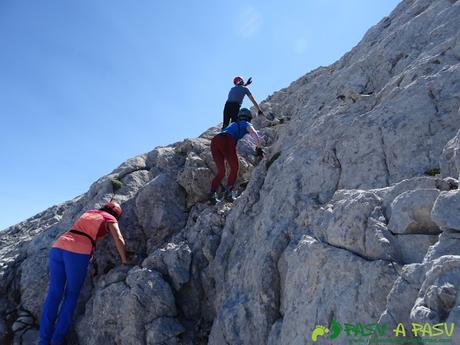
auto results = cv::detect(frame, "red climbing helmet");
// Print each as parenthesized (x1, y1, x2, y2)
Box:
(103, 201, 122, 219)
(233, 76, 244, 85)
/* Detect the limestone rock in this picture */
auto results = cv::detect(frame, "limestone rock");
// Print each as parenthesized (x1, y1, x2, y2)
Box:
(145, 317, 185, 345)
(1, 1, 460, 345)
(135, 174, 187, 249)
(76, 267, 177, 345)
(146, 146, 185, 176)
(374, 176, 453, 220)
(432, 190, 460, 231)
(440, 128, 460, 179)
(388, 189, 441, 234)
(117, 169, 152, 201)
(392, 234, 439, 264)
(19, 249, 49, 319)
(142, 241, 192, 291)
(310, 189, 394, 260)
(424, 231, 460, 262)
(100, 154, 148, 180)
(177, 204, 229, 322)
(378, 263, 427, 338)
(177, 151, 214, 207)
(411, 256, 460, 324)
(272, 236, 397, 345)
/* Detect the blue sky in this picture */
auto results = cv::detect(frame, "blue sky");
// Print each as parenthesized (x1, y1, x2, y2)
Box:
(0, 0, 400, 230)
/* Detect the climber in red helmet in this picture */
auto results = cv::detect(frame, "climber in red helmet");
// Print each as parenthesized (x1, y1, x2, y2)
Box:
(38, 201, 127, 345)
(222, 76, 264, 129)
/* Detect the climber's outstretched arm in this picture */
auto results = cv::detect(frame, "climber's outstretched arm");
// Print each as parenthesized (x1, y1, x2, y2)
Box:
(108, 222, 127, 264)
(247, 94, 264, 115)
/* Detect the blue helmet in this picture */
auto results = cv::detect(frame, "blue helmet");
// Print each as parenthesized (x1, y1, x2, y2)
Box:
(237, 108, 252, 122)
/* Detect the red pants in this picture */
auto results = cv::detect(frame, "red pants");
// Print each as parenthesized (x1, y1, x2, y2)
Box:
(211, 134, 239, 192)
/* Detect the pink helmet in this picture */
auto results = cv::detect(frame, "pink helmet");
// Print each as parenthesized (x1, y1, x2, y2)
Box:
(233, 76, 244, 85)
(103, 201, 122, 219)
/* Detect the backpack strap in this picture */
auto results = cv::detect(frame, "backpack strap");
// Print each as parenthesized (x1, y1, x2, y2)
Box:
(69, 229, 96, 249)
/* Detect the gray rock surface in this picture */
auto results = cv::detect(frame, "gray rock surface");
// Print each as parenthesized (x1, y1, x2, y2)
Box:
(142, 241, 192, 291)
(411, 256, 460, 324)
(76, 267, 178, 345)
(425, 230, 460, 262)
(135, 173, 188, 250)
(146, 317, 185, 345)
(432, 190, 460, 231)
(440, 129, 460, 179)
(388, 189, 441, 234)
(273, 236, 397, 345)
(310, 189, 394, 260)
(1, 1, 460, 344)
(393, 234, 439, 264)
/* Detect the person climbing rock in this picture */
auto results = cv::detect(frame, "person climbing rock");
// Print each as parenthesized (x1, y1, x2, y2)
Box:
(38, 202, 128, 345)
(223, 76, 264, 129)
(210, 108, 263, 204)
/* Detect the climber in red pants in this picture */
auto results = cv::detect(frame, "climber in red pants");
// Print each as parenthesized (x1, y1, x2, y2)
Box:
(210, 108, 263, 204)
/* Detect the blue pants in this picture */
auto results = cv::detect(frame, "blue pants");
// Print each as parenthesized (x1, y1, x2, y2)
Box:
(39, 248, 90, 345)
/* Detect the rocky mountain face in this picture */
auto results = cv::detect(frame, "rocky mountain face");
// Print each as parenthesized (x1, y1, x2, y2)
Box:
(1, 0, 460, 344)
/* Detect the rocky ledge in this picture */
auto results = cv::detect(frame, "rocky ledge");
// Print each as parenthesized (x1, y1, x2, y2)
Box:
(1, 0, 460, 344)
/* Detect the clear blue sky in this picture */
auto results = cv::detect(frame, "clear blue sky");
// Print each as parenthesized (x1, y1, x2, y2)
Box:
(0, 0, 400, 230)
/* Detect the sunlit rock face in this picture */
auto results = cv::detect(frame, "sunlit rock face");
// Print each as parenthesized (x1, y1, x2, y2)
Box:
(1, 0, 460, 344)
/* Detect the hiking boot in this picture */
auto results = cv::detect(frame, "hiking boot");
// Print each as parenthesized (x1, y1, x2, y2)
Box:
(224, 190, 237, 203)
(209, 192, 220, 205)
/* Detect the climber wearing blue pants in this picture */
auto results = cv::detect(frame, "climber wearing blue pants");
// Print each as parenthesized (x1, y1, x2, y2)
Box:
(38, 202, 127, 345)
(39, 249, 90, 345)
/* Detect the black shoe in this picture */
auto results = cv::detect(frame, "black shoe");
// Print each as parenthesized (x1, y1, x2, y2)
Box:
(209, 192, 220, 205)
(224, 190, 237, 203)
